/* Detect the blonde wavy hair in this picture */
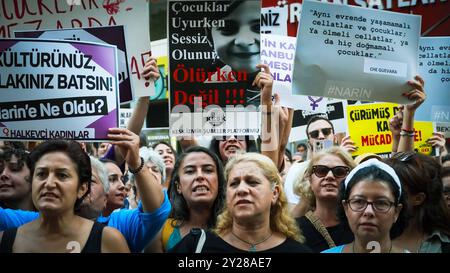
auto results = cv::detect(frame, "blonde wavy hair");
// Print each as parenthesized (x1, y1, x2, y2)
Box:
(294, 146, 356, 207)
(214, 153, 304, 242)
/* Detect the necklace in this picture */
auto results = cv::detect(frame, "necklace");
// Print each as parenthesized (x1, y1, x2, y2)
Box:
(352, 241, 392, 253)
(231, 231, 273, 252)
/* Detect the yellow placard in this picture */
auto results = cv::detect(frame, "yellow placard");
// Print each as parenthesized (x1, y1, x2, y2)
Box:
(347, 103, 434, 156)
(413, 121, 434, 156)
(347, 103, 399, 156)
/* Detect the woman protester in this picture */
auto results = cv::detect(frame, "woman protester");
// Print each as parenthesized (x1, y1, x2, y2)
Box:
(0, 140, 129, 253)
(170, 153, 311, 253)
(146, 146, 226, 252)
(295, 147, 356, 252)
(323, 159, 408, 253)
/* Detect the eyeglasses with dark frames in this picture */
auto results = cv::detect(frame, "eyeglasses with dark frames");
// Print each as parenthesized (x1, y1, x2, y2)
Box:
(308, 128, 333, 139)
(346, 198, 395, 213)
(312, 165, 350, 178)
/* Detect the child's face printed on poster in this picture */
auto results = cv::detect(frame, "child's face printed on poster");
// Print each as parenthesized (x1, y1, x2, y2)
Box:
(211, 1, 260, 73)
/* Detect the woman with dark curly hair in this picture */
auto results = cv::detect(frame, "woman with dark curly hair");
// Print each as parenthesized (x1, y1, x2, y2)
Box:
(386, 152, 450, 253)
(0, 140, 129, 253)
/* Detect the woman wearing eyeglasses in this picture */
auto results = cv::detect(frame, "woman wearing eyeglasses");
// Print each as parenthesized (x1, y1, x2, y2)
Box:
(294, 146, 356, 252)
(322, 159, 408, 253)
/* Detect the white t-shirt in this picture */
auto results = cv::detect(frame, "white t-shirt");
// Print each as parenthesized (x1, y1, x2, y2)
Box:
(283, 160, 310, 205)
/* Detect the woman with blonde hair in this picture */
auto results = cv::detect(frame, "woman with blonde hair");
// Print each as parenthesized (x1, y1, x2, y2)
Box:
(170, 153, 311, 253)
(294, 146, 356, 252)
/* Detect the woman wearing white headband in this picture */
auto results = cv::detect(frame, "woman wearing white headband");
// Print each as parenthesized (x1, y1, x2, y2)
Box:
(322, 159, 409, 253)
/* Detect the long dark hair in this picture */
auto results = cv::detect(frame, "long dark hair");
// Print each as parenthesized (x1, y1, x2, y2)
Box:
(168, 146, 226, 228)
(385, 152, 450, 236)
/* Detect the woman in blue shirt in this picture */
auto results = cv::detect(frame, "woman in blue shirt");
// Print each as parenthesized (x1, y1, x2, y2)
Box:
(323, 159, 408, 253)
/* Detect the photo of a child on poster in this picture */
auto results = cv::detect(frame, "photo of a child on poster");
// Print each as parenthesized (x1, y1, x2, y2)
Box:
(169, 0, 262, 136)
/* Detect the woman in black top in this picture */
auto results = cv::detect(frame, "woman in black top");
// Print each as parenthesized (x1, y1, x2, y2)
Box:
(171, 153, 311, 253)
(0, 140, 129, 253)
(295, 147, 356, 252)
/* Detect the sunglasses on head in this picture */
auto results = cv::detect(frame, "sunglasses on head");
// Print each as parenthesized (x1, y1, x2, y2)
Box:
(308, 128, 332, 139)
(312, 165, 350, 178)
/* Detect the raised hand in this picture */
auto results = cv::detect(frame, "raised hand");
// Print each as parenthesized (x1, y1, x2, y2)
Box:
(107, 128, 141, 170)
(141, 56, 160, 82)
(389, 105, 404, 137)
(427, 132, 448, 157)
(340, 135, 357, 153)
(253, 63, 274, 106)
(403, 75, 426, 112)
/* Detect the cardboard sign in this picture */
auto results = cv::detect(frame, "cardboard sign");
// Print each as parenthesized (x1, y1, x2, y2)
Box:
(260, 1, 327, 112)
(168, 0, 261, 137)
(347, 103, 434, 156)
(416, 37, 450, 122)
(15, 26, 133, 104)
(0, 0, 154, 97)
(292, 1, 421, 103)
(0, 39, 119, 140)
(289, 98, 348, 142)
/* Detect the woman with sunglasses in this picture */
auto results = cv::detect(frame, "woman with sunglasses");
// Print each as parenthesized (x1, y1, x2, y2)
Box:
(386, 152, 450, 253)
(322, 159, 408, 253)
(294, 146, 356, 252)
(284, 116, 356, 217)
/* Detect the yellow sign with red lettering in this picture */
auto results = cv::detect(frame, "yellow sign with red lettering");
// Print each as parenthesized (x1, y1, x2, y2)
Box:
(347, 103, 434, 156)
(413, 121, 434, 155)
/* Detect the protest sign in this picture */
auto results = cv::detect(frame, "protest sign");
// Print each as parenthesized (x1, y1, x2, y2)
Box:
(413, 121, 435, 156)
(0, 0, 153, 97)
(347, 103, 434, 156)
(260, 33, 327, 112)
(15, 26, 133, 104)
(119, 108, 132, 128)
(260, 0, 449, 37)
(260, 1, 327, 112)
(289, 98, 348, 142)
(0, 39, 119, 141)
(416, 37, 450, 122)
(436, 122, 450, 138)
(347, 103, 400, 155)
(292, 0, 421, 103)
(168, 0, 261, 137)
(141, 128, 171, 147)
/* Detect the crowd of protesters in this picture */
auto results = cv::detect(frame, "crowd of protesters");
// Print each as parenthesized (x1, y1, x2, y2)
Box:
(1, 53, 449, 253)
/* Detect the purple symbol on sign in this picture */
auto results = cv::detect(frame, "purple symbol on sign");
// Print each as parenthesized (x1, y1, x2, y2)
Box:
(308, 96, 323, 110)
